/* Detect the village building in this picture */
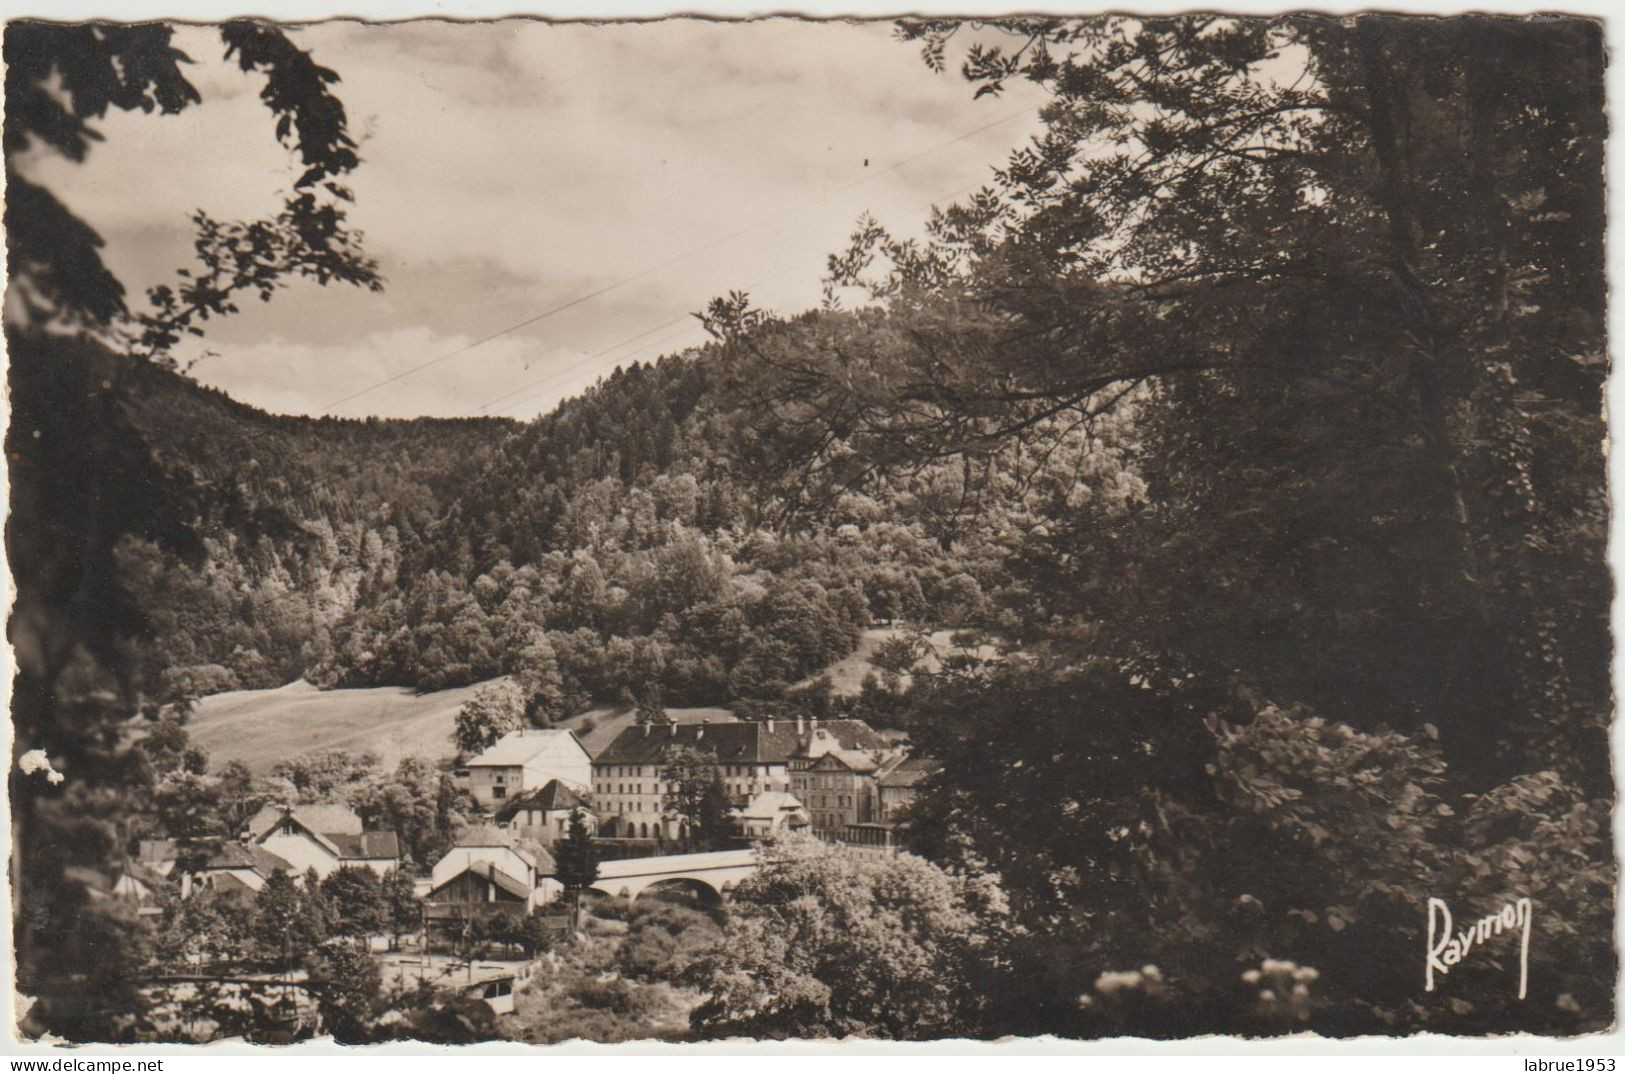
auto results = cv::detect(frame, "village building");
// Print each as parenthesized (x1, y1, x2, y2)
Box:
(63, 859, 172, 917)
(186, 842, 297, 897)
(731, 790, 811, 839)
(592, 716, 891, 840)
(492, 778, 595, 845)
(794, 747, 883, 834)
(244, 803, 401, 879)
(425, 827, 559, 919)
(460, 729, 592, 810)
(875, 755, 941, 821)
(138, 837, 295, 896)
(839, 756, 943, 855)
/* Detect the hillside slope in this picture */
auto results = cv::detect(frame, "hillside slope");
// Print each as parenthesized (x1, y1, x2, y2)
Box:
(188, 679, 491, 773)
(190, 678, 740, 772)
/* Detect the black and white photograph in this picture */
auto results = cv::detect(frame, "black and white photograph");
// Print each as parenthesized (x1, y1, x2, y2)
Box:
(3, 3, 1618, 1049)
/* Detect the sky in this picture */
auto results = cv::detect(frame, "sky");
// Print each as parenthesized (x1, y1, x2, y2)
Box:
(22, 19, 1048, 420)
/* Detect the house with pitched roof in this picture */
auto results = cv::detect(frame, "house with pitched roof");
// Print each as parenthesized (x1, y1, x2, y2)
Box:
(187, 842, 297, 897)
(461, 729, 592, 811)
(426, 827, 558, 918)
(493, 778, 595, 845)
(592, 716, 891, 840)
(244, 803, 401, 879)
(875, 755, 942, 821)
(732, 790, 811, 838)
(64, 859, 172, 917)
(839, 754, 944, 855)
(794, 747, 884, 834)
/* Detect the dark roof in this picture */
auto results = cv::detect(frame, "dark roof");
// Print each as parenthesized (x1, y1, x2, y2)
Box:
(428, 862, 533, 902)
(878, 756, 941, 788)
(452, 825, 524, 849)
(595, 719, 887, 766)
(209, 872, 260, 897)
(328, 831, 401, 860)
(206, 842, 294, 877)
(493, 779, 590, 822)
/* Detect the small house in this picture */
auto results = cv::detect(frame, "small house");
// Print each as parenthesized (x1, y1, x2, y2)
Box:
(426, 828, 559, 919)
(492, 778, 595, 845)
(245, 803, 401, 879)
(732, 790, 811, 839)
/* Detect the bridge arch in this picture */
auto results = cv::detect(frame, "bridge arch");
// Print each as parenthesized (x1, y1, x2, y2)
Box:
(641, 876, 722, 906)
(588, 848, 762, 905)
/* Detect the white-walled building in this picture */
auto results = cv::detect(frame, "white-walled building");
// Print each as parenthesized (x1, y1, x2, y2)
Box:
(732, 790, 811, 838)
(463, 729, 592, 811)
(427, 827, 560, 912)
(244, 803, 401, 879)
(493, 778, 595, 845)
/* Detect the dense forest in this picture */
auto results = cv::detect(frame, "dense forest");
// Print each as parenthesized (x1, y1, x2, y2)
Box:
(44, 330, 1030, 716)
(8, 13, 1613, 1043)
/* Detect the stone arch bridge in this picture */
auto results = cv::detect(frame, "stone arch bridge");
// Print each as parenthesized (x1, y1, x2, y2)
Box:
(589, 848, 761, 904)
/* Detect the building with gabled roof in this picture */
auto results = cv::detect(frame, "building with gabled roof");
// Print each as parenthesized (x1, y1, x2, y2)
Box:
(427, 827, 558, 917)
(461, 729, 592, 811)
(247, 803, 361, 837)
(732, 790, 811, 838)
(64, 859, 173, 916)
(493, 778, 595, 845)
(875, 755, 942, 821)
(793, 744, 893, 834)
(187, 841, 296, 897)
(244, 803, 400, 879)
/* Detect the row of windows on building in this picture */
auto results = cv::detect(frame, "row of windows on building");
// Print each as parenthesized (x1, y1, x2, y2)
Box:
(596, 780, 781, 798)
(795, 775, 859, 790)
(598, 763, 774, 778)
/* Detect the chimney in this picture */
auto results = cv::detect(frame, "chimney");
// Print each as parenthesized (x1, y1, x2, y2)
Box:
(796, 715, 805, 735)
(643, 724, 650, 737)
(766, 717, 775, 733)
(696, 725, 706, 741)
(669, 723, 678, 737)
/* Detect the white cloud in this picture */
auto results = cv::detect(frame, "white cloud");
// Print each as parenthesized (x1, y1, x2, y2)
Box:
(26, 19, 1047, 418)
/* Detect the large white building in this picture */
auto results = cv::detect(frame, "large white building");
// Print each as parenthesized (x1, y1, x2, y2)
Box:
(461, 729, 592, 810)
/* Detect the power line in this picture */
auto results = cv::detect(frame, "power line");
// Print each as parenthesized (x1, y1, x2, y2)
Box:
(470, 313, 700, 415)
(477, 172, 999, 419)
(193, 173, 1006, 623)
(316, 103, 1035, 417)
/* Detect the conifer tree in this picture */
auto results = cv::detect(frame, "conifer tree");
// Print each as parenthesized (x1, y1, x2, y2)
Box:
(554, 807, 599, 931)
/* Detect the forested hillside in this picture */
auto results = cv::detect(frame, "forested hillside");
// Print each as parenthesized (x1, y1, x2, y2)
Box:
(83, 318, 1091, 720)
(16, 335, 518, 697)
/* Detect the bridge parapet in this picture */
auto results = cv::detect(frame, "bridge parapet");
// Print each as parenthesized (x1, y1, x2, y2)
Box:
(589, 847, 765, 903)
